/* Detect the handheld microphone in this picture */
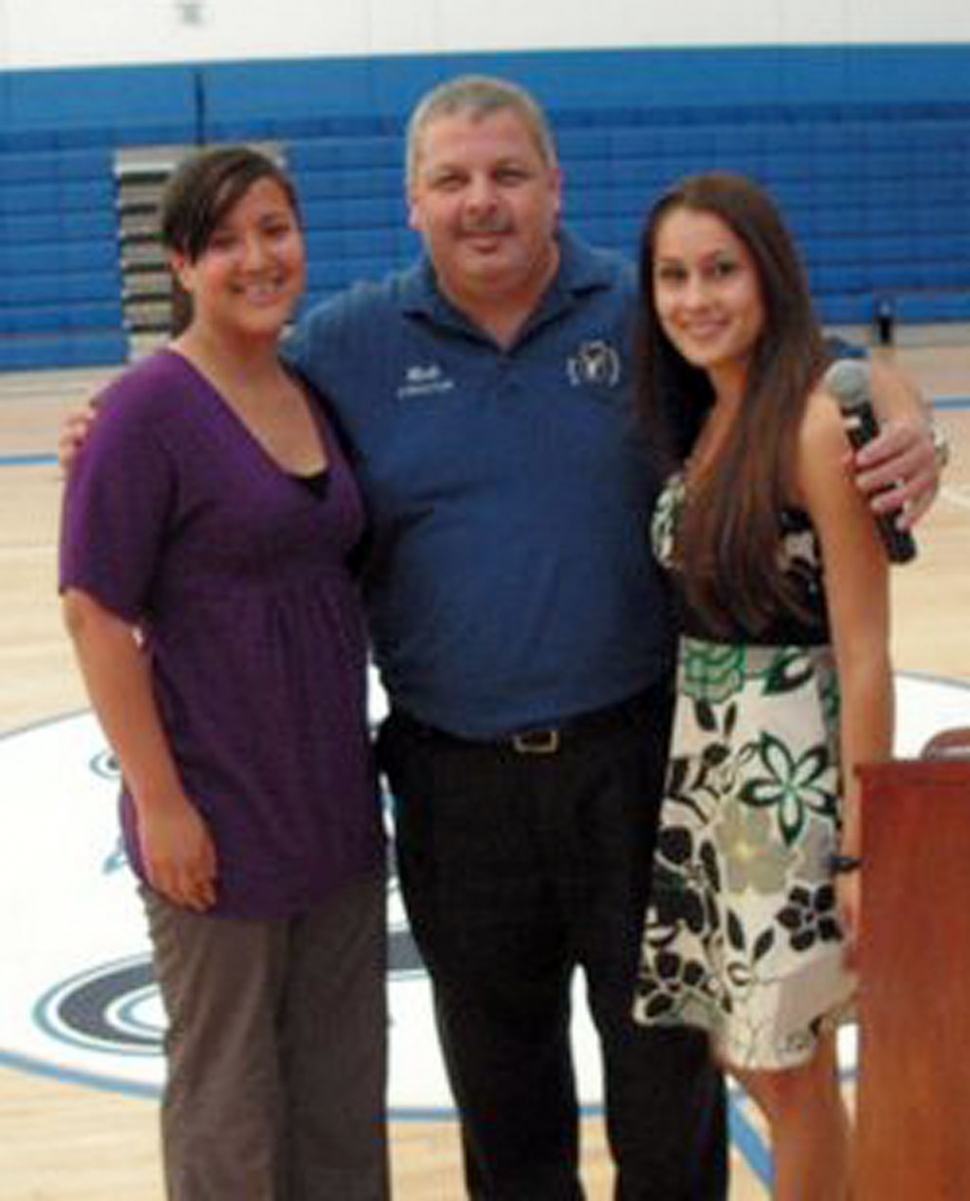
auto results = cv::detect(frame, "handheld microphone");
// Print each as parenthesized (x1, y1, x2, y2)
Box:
(823, 359, 917, 564)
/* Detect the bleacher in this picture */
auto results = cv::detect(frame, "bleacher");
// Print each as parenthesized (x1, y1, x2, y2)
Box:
(1, 47, 968, 371)
(0, 148, 127, 369)
(0, 65, 199, 370)
(551, 107, 970, 327)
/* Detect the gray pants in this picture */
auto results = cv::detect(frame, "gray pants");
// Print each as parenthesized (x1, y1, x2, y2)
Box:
(143, 871, 389, 1201)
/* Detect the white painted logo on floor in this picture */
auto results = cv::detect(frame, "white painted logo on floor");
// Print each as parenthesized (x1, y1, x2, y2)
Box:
(0, 673, 965, 1111)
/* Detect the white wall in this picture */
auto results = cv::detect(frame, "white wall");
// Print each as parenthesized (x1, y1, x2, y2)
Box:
(1, 0, 969, 71)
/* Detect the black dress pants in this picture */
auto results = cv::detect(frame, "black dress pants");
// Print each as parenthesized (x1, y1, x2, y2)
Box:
(378, 683, 727, 1201)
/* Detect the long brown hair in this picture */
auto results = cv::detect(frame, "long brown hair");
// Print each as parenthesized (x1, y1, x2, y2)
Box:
(635, 171, 828, 635)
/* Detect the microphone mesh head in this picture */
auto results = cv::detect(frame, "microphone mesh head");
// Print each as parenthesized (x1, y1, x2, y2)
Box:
(824, 359, 870, 412)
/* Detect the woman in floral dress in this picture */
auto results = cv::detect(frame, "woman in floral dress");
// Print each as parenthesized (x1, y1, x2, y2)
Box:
(631, 172, 894, 1200)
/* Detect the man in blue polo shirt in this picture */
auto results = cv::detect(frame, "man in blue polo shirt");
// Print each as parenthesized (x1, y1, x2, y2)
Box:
(285, 76, 938, 1200)
(286, 77, 716, 1200)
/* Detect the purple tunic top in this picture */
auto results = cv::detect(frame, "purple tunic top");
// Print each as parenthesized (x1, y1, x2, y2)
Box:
(60, 349, 383, 919)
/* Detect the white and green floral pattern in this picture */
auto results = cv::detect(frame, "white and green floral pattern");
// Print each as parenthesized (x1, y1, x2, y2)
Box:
(633, 478, 856, 1069)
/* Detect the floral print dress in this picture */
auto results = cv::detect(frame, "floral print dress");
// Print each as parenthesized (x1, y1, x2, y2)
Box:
(632, 475, 855, 1069)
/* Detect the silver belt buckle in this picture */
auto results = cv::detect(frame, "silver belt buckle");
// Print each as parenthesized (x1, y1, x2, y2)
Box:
(511, 728, 561, 755)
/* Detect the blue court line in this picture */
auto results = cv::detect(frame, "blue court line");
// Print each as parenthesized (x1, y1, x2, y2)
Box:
(728, 1091, 774, 1187)
(0, 452, 58, 467)
(0, 394, 965, 472)
(0, 1046, 160, 1100)
(0, 1049, 778, 1192)
(0, 1038, 799, 1194)
(0, 1043, 815, 1190)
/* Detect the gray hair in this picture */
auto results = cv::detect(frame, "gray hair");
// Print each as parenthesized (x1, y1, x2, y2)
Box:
(405, 75, 559, 187)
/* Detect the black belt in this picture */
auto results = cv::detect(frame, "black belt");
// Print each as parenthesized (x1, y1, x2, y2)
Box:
(390, 688, 657, 756)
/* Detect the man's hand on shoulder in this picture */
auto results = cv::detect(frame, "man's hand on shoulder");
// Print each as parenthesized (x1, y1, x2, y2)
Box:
(851, 357, 942, 530)
(58, 398, 100, 474)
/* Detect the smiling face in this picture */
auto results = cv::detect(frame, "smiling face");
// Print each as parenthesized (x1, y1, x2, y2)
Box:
(407, 106, 562, 317)
(652, 206, 766, 399)
(170, 176, 306, 345)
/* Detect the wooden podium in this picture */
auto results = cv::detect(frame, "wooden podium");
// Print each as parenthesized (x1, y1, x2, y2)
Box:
(854, 730, 970, 1200)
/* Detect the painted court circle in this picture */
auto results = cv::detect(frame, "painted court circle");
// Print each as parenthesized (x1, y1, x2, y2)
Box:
(1, 673, 966, 1113)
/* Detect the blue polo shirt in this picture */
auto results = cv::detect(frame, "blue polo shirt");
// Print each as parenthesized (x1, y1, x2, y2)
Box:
(285, 230, 674, 738)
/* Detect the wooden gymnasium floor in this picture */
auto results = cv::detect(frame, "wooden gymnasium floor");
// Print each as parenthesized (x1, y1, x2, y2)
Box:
(1, 340, 968, 1199)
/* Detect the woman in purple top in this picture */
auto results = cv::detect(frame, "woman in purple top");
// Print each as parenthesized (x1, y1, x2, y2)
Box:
(60, 148, 388, 1200)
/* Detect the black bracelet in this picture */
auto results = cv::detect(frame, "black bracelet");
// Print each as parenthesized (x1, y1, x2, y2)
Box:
(830, 853, 863, 875)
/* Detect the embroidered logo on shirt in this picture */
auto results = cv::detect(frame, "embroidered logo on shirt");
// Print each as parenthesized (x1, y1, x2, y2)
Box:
(396, 363, 456, 400)
(567, 340, 622, 389)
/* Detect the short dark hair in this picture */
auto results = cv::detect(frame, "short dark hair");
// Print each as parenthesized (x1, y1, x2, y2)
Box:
(159, 146, 300, 334)
(160, 145, 299, 261)
(405, 75, 558, 188)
